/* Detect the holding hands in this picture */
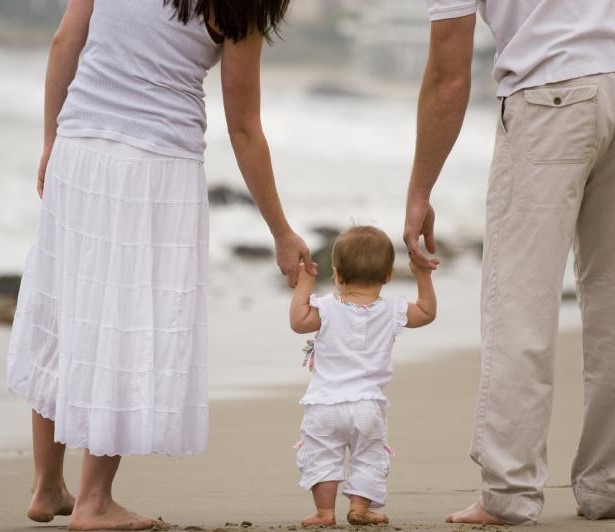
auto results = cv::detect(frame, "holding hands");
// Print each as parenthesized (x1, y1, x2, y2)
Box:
(410, 256, 434, 279)
(274, 230, 317, 288)
(289, 260, 320, 334)
(406, 250, 437, 329)
(404, 195, 440, 270)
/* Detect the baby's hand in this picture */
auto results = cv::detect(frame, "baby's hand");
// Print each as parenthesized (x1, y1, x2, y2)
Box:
(298, 261, 317, 284)
(410, 259, 433, 278)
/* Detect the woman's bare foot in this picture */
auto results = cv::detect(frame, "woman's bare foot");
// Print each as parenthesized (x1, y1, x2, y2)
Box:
(347, 509, 389, 526)
(27, 483, 75, 522)
(445, 500, 505, 525)
(69, 499, 170, 530)
(301, 509, 336, 527)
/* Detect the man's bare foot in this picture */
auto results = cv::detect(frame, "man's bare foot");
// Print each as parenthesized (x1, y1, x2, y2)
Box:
(301, 509, 336, 527)
(27, 483, 75, 523)
(445, 500, 505, 525)
(347, 509, 389, 525)
(69, 500, 170, 530)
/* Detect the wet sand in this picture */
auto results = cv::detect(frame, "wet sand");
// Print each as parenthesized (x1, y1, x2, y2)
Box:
(1, 329, 612, 531)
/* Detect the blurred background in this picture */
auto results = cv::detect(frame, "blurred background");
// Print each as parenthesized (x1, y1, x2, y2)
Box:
(0, 0, 580, 454)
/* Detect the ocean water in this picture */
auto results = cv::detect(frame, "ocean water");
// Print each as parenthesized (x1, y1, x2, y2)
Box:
(0, 49, 581, 453)
(0, 48, 493, 273)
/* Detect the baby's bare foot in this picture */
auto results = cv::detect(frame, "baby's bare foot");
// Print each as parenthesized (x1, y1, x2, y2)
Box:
(301, 509, 336, 527)
(69, 500, 170, 530)
(27, 484, 75, 523)
(445, 500, 505, 525)
(347, 509, 389, 525)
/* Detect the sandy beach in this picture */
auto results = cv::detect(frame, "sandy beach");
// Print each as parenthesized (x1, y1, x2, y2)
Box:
(0, 50, 584, 532)
(1, 6, 611, 529)
(1, 327, 613, 531)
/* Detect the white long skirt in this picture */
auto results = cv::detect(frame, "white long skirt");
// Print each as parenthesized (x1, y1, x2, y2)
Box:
(7, 137, 209, 457)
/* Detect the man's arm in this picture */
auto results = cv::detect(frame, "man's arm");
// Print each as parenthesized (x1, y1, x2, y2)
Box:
(404, 14, 476, 268)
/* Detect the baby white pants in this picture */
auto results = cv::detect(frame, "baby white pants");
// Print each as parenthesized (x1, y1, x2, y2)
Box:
(296, 400, 390, 508)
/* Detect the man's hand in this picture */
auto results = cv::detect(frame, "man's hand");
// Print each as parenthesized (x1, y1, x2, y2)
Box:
(404, 195, 440, 270)
(275, 230, 316, 288)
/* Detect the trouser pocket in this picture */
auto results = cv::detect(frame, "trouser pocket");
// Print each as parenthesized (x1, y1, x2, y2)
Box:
(355, 401, 386, 439)
(523, 85, 597, 165)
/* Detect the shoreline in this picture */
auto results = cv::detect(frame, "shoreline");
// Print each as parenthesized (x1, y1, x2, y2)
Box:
(0, 265, 583, 457)
(2, 328, 610, 531)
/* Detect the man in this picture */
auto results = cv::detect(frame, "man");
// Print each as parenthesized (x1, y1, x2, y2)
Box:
(404, 0, 615, 525)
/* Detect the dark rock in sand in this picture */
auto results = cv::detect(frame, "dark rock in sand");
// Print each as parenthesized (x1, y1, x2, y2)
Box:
(308, 82, 368, 100)
(232, 245, 274, 260)
(208, 185, 254, 207)
(0, 275, 21, 298)
(433, 238, 464, 262)
(404, 237, 484, 264)
(312, 241, 335, 283)
(309, 226, 341, 283)
(0, 274, 21, 325)
(0, 296, 16, 325)
(311, 225, 341, 242)
(468, 239, 484, 260)
(562, 289, 577, 302)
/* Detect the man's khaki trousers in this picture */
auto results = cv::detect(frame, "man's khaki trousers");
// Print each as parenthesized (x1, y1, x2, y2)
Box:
(470, 73, 615, 524)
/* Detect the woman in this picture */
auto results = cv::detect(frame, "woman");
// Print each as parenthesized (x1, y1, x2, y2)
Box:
(7, 0, 314, 529)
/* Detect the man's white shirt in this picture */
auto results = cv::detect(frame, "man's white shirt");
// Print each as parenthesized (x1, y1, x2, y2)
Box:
(427, 0, 615, 96)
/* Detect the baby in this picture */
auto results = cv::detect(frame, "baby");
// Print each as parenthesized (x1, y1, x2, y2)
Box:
(290, 225, 437, 526)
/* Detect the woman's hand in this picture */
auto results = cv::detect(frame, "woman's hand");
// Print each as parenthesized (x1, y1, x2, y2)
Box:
(37, 144, 54, 198)
(275, 230, 317, 288)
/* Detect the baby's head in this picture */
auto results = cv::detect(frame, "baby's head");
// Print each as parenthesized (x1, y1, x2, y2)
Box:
(332, 226, 395, 287)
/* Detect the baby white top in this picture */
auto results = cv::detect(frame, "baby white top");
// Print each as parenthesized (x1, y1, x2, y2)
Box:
(57, 0, 222, 161)
(300, 292, 408, 406)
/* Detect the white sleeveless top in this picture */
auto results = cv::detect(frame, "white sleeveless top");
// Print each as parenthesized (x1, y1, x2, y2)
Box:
(57, 0, 222, 161)
(299, 293, 408, 407)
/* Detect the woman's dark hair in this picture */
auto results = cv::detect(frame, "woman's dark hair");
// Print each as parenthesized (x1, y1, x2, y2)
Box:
(164, 0, 291, 42)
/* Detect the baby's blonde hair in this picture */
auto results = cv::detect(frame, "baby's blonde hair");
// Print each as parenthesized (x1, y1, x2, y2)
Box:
(332, 226, 395, 285)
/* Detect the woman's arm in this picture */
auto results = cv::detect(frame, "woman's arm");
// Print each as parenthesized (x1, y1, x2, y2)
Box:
(38, 0, 93, 197)
(290, 263, 321, 333)
(221, 30, 315, 287)
(406, 261, 437, 328)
